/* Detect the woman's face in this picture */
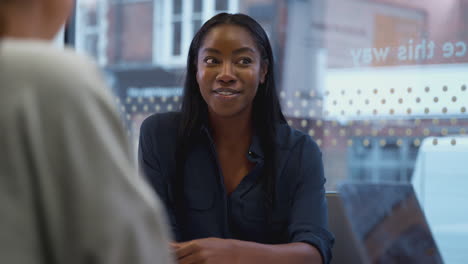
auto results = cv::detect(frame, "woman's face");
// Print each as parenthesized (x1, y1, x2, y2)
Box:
(196, 24, 267, 119)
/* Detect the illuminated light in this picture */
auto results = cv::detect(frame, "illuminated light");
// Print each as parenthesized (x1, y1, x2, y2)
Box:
(120, 106, 126, 112)
(389, 109, 395, 115)
(432, 119, 439, 125)
(301, 120, 308, 127)
(332, 121, 338, 127)
(287, 119, 293, 126)
(126, 114, 131, 120)
(460, 128, 466, 134)
(115, 97, 120, 103)
(371, 129, 379, 136)
(442, 107, 448, 114)
(287, 101, 293, 108)
(310, 90, 316, 97)
(155, 104, 161, 111)
(364, 120, 370, 126)
(406, 129, 412, 136)
(398, 98, 403, 104)
(294, 110, 300, 117)
(316, 120, 323, 127)
(416, 97, 421, 103)
(452, 96, 457, 102)
(174, 96, 180, 102)
(339, 129, 346, 137)
(373, 89, 378, 94)
(137, 97, 143, 103)
(443, 85, 448, 92)
(365, 99, 370, 105)
(388, 128, 395, 136)
(414, 139, 421, 147)
(451, 139, 456, 146)
(280, 91, 286, 98)
(316, 139, 322, 146)
(126, 97, 131, 103)
(381, 99, 386, 104)
(301, 100, 308, 107)
(415, 119, 421, 126)
(308, 129, 315, 136)
(379, 139, 386, 147)
(424, 108, 430, 114)
(397, 139, 403, 146)
(407, 87, 412, 93)
(363, 139, 370, 147)
(441, 128, 448, 136)
(347, 120, 354, 126)
(332, 139, 337, 146)
(390, 88, 395, 94)
(161, 97, 167, 102)
(167, 104, 173, 111)
(295, 91, 300, 97)
(425, 86, 430, 92)
(462, 85, 466, 91)
(407, 108, 412, 114)
(450, 118, 458, 125)
(149, 96, 155, 103)
(131, 105, 137, 112)
(143, 105, 149, 112)
(433, 97, 439, 103)
(309, 109, 316, 117)
(432, 138, 438, 145)
(461, 107, 466, 113)
(324, 129, 330, 137)
(423, 129, 430, 136)
(347, 139, 353, 146)
(355, 129, 362, 136)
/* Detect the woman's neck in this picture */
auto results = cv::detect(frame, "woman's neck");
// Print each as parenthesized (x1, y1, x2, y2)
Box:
(209, 111, 253, 149)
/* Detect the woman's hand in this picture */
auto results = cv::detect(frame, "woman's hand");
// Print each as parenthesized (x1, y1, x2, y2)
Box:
(171, 237, 239, 264)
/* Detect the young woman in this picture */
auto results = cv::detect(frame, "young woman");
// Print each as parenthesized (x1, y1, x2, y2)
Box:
(139, 13, 334, 264)
(0, 0, 173, 263)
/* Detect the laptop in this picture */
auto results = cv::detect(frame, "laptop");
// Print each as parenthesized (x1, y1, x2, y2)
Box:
(327, 183, 443, 264)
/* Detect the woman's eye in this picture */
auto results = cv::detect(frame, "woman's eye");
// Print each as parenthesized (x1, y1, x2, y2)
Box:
(238, 58, 253, 65)
(204, 57, 218, 64)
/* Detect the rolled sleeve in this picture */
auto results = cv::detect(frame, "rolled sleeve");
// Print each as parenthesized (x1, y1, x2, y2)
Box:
(288, 136, 335, 264)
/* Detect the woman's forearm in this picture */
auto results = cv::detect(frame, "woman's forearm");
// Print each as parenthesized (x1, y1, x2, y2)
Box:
(231, 240, 323, 264)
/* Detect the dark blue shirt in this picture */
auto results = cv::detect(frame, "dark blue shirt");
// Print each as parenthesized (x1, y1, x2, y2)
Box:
(138, 112, 334, 263)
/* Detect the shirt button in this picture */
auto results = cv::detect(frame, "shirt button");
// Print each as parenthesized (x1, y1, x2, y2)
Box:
(248, 151, 253, 156)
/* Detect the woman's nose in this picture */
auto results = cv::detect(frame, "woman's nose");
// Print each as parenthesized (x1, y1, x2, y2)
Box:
(216, 63, 236, 84)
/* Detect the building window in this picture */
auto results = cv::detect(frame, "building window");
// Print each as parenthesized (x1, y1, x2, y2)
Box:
(154, 0, 238, 67)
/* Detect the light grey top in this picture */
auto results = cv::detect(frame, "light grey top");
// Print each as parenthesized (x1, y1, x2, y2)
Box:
(0, 39, 174, 264)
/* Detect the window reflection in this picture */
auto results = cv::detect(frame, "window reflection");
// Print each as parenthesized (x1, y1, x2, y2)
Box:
(74, 1, 468, 261)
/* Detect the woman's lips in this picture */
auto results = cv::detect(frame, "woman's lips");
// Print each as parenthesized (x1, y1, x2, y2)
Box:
(212, 88, 241, 99)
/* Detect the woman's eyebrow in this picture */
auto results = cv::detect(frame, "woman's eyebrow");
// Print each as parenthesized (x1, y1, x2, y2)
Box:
(201, 48, 221, 54)
(232, 47, 255, 55)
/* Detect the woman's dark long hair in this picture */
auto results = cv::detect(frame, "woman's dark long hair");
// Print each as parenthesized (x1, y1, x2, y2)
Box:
(173, 13, 285, 239)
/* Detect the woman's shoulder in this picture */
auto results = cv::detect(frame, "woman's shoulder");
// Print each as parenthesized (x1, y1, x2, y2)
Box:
(275, 122, 321, 154)
(1, 39, 103, 96)
(140, 112, 181, 138)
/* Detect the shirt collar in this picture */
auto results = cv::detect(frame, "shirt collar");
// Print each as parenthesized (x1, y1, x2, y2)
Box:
(200, 123, 264, 162)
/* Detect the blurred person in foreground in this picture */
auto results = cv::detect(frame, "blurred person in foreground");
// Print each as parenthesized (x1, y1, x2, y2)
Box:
(0, 0, 173, 263)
